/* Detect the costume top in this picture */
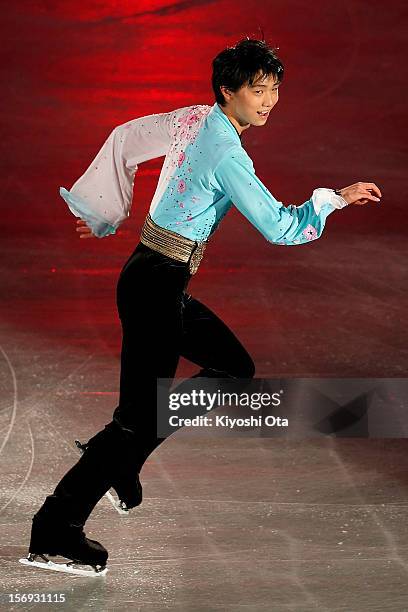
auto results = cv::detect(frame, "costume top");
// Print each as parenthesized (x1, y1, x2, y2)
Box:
(59, 102, 348, 245)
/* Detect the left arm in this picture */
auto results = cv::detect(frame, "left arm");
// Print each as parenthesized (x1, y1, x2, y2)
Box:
(213, 146, 350, 246)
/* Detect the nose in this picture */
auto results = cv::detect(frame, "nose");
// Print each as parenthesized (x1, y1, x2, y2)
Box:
(265, 91, 278, 108)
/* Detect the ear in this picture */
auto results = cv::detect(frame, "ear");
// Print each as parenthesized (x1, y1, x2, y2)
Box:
(220, 85, 232, 102)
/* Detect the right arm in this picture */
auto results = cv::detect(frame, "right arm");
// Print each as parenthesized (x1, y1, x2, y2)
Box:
(60, 106, 192, 238)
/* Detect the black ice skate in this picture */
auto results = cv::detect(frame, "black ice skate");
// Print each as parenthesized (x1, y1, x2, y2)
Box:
(75, 426, 143, 515)
(19, 504, 108, 578)
(74, 439, 129, 515)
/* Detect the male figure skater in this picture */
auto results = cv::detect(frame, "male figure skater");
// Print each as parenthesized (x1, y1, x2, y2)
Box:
(20, 37, 382, 576)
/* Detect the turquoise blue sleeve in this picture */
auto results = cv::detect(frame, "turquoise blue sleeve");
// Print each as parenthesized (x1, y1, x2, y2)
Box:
(213, 147, 347, 245)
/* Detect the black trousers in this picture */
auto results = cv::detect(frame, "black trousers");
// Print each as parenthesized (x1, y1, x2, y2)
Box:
(44, 242, 255, 526)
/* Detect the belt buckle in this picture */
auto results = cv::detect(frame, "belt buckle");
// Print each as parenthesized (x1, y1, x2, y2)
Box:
(189, 241, 206, 275)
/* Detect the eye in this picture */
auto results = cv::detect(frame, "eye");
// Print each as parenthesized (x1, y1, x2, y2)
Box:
(255, 88, 279, 94)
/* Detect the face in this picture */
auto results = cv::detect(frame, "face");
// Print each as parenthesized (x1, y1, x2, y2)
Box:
(221, 71, 280, 127)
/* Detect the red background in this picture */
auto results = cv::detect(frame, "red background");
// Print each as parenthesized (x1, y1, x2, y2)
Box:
(1, 1, 406, 377)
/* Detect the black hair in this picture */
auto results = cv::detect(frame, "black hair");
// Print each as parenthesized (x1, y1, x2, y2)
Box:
(211, 35, 284, 107)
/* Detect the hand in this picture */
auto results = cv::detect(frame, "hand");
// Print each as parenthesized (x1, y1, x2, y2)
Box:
(76, 219, 96, 238)
(337, 182, 382, 206)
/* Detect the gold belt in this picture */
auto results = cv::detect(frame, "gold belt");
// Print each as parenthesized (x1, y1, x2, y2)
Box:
(139, 213, 208, 275)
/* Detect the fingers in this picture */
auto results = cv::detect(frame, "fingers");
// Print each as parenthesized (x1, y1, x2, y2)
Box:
(342, 182, 383, 206)
(355, 184, 381, 203)
(365, 194, 381, 202)
(356, 195, 380, 204)
(75, 219, 95, 238)
(358, 182, 382, 198)
(354, 194, 380, 206)
(369, 183, 382, 198)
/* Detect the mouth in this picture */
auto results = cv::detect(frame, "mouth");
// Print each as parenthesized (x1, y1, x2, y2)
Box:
(257, 110, 270, 118)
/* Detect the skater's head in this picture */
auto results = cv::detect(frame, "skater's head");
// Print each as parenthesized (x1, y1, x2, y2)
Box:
(211, 36, 284, 134)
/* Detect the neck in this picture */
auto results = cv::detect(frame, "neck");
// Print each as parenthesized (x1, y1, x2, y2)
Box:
(218, 103, 250, 137)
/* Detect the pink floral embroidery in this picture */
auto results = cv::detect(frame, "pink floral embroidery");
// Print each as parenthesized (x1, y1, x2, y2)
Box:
(177, 179, 186, 193)
(176, 105, 212, 144)
(187, 215, 193, 221)
(178, 151, 185, 167)
(179, 108, 201, 127)
(186, 114, 199, 125)
(179, 202, 184, 208)
(303, 224, 318, 241)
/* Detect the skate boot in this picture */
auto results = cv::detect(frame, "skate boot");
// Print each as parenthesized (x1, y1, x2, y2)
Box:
(75, 420, 143, 515)
(19, 495, 108, 577)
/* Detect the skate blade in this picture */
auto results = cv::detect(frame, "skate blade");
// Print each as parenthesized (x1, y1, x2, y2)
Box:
(105, 491, 129, 515)
(19, 556, 108, 577)
(75, 440, 129, 516)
